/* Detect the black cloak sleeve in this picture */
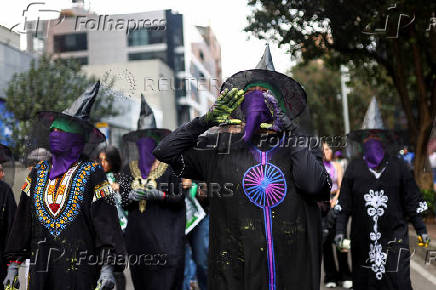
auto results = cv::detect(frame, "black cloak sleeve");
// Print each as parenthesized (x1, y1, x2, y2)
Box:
(0, 181, 17, 250)
(290, 143, 331, 201)
(4, 169, 35, 263)
(153, 117, 214, 181)
(90, 166, 126, 271)
(398, 159, 428, 235)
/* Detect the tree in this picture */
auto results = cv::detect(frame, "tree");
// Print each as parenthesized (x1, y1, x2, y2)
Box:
(245, 0, 436, 189)
(0, 55, 117, 158)
(291, 59, 401, 138)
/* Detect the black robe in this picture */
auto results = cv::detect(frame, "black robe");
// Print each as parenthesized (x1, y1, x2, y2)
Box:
(0, 180, 17, 281)
(153, 117, 331, 290)
(4, 160, 126, 290)
(120, 162, 186, 290)
(336, 156, 427, 290)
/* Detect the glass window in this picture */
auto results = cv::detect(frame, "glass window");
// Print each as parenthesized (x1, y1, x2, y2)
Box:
(128, 29, 149, 46)
(127, 27, 166, 46)
(128, 51, 167, 64)
(53, 33, 87, 53)
(174, 53, 185, 71)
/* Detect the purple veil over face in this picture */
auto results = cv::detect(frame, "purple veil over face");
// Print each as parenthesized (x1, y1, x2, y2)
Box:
(241, 90, 273, 142)
(363, 138, 385, 169)
(136, 137, 157, 179)
(49, 131, 85, 180)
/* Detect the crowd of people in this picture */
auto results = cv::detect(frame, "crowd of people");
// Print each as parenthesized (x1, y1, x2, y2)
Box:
(0, 46, 432, 290)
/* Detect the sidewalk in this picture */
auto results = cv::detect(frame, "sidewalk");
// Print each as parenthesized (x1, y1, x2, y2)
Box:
(409, 223, 436, 247)
(425, 223, 436, 242)
(409, 222, 436, 265)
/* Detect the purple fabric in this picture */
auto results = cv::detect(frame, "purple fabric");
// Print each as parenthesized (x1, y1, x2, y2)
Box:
(137, 137, 157, 179)
(49, 131, 85, 180)
(242, 90, 273, 142)
(363, 139, 385, 169)
(323, 161, 338, 193)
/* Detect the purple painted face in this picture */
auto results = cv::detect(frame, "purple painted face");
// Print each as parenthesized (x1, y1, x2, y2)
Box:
(136, 137, 157, 179)
(363, 139, 385, 169)
(241, 90, 273, 142)
(49, 130, 85, 179)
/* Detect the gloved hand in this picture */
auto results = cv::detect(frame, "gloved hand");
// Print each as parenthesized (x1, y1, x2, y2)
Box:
(203, 88, 245, 127)
(334, 234, 345, 249)
(417, 233, 430, 248)
(96, 264, 115, 290)
(260, 90, 297, 133)
(3, 262, 20, 289)
(128, 188, 166, 201)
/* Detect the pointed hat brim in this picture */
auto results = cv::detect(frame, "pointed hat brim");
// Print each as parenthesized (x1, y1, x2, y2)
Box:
(221, 69, 307, 120)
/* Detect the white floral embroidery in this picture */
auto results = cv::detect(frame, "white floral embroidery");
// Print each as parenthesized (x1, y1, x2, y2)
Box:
(416, 201, 428, 214)
(364, 189, 388, 280)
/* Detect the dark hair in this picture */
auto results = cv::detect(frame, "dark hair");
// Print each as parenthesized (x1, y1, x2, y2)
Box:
(99, 146, 122, 173)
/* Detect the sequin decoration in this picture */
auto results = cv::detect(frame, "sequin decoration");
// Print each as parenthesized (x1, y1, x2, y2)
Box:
(34, 161, 97, 237)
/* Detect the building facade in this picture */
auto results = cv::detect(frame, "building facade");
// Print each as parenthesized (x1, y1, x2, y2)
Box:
(0, 26, 34, 144)
(26, 7, 187, 128)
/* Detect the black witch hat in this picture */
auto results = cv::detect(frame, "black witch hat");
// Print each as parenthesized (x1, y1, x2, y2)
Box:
(221, 44, 307, 121)
(123, 95, 170, 144)
(25, 81, 106, 161)
(348, 97, 398, 144)
(36, 81, 105, 143)
(346, 97, 399, 157)
(137, 94, 157, 130)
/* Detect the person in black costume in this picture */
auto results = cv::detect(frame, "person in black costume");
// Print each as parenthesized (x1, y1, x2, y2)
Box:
(3, 82, 126, 290)
(335, 128, 430, 290)
(153, 46, 331, 290)
(0, 145, 17, 283)
(119, 96, 186, 290)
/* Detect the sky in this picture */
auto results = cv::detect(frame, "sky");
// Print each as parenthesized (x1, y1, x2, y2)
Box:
(0, 0, 295, 79)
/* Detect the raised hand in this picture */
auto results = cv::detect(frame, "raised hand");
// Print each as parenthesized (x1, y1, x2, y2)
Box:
(203, 88, 245, 127)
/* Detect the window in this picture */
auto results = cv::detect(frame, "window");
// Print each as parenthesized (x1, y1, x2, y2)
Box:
(173, 26, 184, 46)
(128, 28, 166, 46)
(128, 51, 167, 63)
(174, 53, 185, 71)
(54, 33, 87, 52)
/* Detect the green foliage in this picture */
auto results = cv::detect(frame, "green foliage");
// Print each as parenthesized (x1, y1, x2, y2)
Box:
(245, 0, 436, 188)
(0, 55, 117, 157)
(290, 59, 401, 137)
(245, 0, 435, 131)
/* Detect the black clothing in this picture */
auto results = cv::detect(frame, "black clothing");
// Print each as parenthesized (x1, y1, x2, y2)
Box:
(120, 162, 186, 290)
(323, 227, 352, 283)
(4, 161, 125, 290)
(153, 117, 331, 290)
(0, 180, 17, 280)
(336, 156, 427, 290)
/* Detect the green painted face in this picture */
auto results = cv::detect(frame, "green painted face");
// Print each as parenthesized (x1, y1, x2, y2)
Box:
(50, 117, 84, 135)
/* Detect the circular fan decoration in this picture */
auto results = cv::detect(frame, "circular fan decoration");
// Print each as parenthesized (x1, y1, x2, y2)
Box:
(242, 163, 287, 208)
